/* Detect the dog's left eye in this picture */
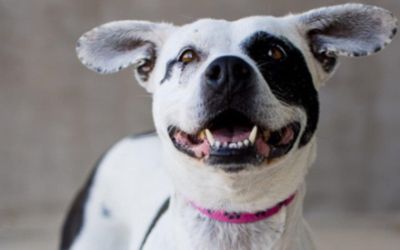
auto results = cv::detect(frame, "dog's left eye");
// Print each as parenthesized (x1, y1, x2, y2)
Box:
(267, 45, 287, 61)
(178, 49, 199, 64)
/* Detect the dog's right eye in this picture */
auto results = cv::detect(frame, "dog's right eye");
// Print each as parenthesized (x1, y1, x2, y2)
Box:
(178, 49, 199, 64)
(267, 45, 287, 62)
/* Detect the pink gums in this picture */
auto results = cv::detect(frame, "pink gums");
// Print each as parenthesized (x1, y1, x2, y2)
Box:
(255, 136, 270, 157)
(175, 131, 210, 158)
(280, 127, 294, 145)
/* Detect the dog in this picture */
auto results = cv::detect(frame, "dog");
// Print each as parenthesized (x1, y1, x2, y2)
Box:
(61, 3, 397, 250)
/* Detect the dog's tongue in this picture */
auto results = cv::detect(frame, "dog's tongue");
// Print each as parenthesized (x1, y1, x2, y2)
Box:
(211, 126, 251, 143)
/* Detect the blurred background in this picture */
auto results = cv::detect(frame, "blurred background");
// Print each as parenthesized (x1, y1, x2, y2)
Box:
(0, 0, 399, 249)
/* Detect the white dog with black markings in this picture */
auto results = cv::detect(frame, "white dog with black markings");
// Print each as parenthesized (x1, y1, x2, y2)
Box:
(61, 4, 397, 250)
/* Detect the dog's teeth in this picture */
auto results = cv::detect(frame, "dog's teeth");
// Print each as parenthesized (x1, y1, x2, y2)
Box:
(214, 141, 221, 149)
(237, 141, 243, 148)
(198, 130, 206, 140)
(223, 142, 228, 148)
(249, 126, 258, 145)
(243, 139, 250, 147)
(229, 143, 237, 149)
(205, 129, 215, 145)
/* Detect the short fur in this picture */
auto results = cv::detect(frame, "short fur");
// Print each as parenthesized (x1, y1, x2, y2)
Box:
(62, 4, 397, 250)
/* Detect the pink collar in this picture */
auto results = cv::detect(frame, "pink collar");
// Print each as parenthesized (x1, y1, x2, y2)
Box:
(189, 193, 296, 224)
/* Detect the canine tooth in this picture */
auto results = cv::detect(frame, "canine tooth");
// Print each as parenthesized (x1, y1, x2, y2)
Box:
(243, 139, 250, 147)
(198, 130, 206, 140)
(214, 141, 221, 149)
(229, 143, 237, 149)
(237, 141, 243, 148)
(249, 126, 258, 145)
(205, 129, 215, 145)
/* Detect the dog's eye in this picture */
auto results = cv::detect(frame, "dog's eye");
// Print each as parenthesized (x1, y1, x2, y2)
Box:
(178, 49, 199, 64)
(267, 45, 286, 61)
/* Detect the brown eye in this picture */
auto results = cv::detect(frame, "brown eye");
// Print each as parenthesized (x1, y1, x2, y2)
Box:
(179, 49, 198, 64)
(268, 45, 286, 61)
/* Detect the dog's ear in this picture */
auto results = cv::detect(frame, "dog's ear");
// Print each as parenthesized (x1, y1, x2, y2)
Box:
(295, 4, 397, 72)
(76, 21, 175, 91)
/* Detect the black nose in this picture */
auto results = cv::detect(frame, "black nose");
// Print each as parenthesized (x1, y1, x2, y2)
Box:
(205, 56, 252, 94)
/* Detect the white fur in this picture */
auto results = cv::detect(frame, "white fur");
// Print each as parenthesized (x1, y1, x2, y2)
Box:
(70, 135, 316, 250)
(69, 4, 397, 250)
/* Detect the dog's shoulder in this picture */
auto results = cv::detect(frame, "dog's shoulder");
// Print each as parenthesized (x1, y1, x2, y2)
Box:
(61, 132, 172, 250)
(94, 131, 164, 188)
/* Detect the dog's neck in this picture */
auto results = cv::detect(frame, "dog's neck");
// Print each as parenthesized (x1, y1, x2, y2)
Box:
(164, 138, 317, 210)
(161, 139, 317, 249)
(188, 193, 297, 224)
(168, 185, 309, 250)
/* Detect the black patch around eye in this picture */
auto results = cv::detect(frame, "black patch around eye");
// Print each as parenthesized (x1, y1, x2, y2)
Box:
(241, 31, 319, 147)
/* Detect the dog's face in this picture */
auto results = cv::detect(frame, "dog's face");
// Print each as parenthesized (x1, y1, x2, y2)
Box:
(152, 18, 318, 171)
(77, 4, 396, 207)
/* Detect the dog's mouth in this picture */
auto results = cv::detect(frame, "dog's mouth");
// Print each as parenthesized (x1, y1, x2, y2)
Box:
(168, 110, 300, 169)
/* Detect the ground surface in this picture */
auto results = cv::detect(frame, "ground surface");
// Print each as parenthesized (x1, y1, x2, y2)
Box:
(1, 209, 400, 250)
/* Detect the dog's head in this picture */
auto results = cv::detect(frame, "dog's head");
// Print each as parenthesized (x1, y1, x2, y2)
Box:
(77, 4, 396, 208)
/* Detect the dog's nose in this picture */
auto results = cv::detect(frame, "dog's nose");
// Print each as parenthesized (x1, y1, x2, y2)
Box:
(205, 56, 252, 94)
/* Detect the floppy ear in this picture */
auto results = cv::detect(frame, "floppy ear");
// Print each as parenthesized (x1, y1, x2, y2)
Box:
(76, 20, 175, 90)
(296, 4, 397, 72)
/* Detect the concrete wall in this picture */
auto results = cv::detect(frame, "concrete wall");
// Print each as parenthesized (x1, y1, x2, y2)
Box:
(0, 0, 399, 218)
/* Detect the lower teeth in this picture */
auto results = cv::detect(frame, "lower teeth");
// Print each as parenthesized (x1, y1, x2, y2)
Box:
(213, 140, 251, 149)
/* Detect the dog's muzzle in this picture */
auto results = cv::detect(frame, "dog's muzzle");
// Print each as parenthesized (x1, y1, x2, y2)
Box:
(168, 56, 300, 171)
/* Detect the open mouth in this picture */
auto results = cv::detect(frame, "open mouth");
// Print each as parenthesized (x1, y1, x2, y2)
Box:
(168, 110, 300, 169)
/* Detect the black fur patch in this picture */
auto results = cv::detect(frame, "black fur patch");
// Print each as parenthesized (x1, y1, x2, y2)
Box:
(60, 131, 157, 250)
(160, 45, 203, 84)
(160, 59, 178, 84)
(242, 31, 319, 146)
(101, 204, 112, 218)
(60, 154, 104, 250)
(139, 198, 170, 250)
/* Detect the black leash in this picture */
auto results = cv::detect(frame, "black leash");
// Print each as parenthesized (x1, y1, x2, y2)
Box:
(139, 197, 170, 250)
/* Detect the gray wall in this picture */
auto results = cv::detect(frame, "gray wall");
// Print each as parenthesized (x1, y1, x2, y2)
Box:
(0, 0, 399, 219)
